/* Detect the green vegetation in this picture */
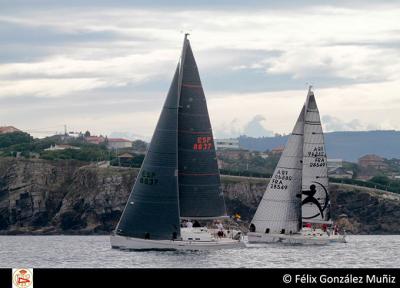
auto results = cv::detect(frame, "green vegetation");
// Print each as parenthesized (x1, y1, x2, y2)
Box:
(0, 131, 150, 166)
(2, 131, 400, 195)
(0, 132, 56, 156)
(0, 131, 33, 148)
(110, 154, 145, 168)
(385, 158, 400, 174)
(330, 176, 400, 194)
(40, 144, 112, 162)
(132, 140, 147, 153)
(217, 151, 280, 176)
(219, 169, 271, 178)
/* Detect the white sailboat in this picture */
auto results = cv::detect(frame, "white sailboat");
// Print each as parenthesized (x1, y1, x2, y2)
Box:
(301, 87, 346, 243)
(247, 87, 345, 245)
(110, 35, 244, 251)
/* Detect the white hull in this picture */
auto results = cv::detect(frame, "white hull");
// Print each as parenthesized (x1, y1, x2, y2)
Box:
(302, 227, 346, 243)
(110, 227, 245, 251)
(328, 234, 346, 243)
(247, 232, 329, 245)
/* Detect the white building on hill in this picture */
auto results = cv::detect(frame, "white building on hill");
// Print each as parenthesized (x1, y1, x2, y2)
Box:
(215, 138, 240, 150)
(107, 138, 132, 150)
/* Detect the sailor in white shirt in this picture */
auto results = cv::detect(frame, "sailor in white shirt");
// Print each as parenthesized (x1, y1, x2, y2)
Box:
(186, 220, 193, 228)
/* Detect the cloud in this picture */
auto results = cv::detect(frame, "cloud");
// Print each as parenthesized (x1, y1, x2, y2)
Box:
(109, 131, 146, 140)
(321, 115, 363, 132)
(243, 115, 274, 137)
(1, 2, 400, 138)
(214, 118, 242, 139)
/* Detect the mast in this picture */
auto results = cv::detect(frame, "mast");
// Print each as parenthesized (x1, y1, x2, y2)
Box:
(301, 86, 331, 224)
(177, 35, 227, 219)
(250, 105, 305, 234)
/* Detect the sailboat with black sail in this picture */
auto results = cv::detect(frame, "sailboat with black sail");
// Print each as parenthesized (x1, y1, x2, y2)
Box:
(247, 87, 345, 245)
(110, 35, 244, 250)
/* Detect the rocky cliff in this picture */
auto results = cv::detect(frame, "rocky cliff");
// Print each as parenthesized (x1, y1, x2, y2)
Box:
(0, 158, 399, 235)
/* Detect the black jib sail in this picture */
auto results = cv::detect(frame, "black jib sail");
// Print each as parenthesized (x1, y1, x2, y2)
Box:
(115, 65, 181, 240)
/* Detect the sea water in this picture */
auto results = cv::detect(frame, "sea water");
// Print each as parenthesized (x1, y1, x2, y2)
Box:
(0, 235, 399, 268)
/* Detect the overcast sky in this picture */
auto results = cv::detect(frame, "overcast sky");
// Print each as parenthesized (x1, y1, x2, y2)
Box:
(1, 0, 400, 140)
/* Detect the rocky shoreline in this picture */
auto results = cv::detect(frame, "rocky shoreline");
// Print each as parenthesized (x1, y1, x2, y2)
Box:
(0, 158, 399, 235)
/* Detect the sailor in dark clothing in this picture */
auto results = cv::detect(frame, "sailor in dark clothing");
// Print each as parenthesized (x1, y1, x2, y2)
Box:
(302, 184, 324, 218)
(193, 220, 201, 228)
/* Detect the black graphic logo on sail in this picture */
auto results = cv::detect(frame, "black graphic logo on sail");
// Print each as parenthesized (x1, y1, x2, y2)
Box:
(301, 181, 329, 219)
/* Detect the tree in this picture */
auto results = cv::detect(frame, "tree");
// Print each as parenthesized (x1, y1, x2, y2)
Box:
(0, 132, 33, 148)
(370, 175, 390, 186)
(132, 140, 148, 152)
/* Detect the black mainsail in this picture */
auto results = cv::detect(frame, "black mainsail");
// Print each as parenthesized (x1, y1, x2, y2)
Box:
(115, 35, 226, 240)
(178, 36, 226, 218)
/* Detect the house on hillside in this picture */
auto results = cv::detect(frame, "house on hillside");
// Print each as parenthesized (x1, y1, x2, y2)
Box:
(45, 144, 80, 151)
(327, 159, 343, 172)
(358, 154, 388, 170)
(271, 145, 285, 155)
(85, 136, 105, 145)
(215, 138, 240, 150)
(107, 138, 132, 150)
(328, 167, 353, 179)
(216, 149, 251, 160)
(356, 175, 374, 181)
(118, 152, 134, 159)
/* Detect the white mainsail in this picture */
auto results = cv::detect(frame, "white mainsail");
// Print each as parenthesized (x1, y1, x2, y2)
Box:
(301, 87, 331, 223)
(250, 105, 305, 235)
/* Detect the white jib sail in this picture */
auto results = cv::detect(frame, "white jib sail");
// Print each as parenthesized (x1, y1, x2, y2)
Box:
(250, 105, 305, 235)
(301, 88, 330, 223)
